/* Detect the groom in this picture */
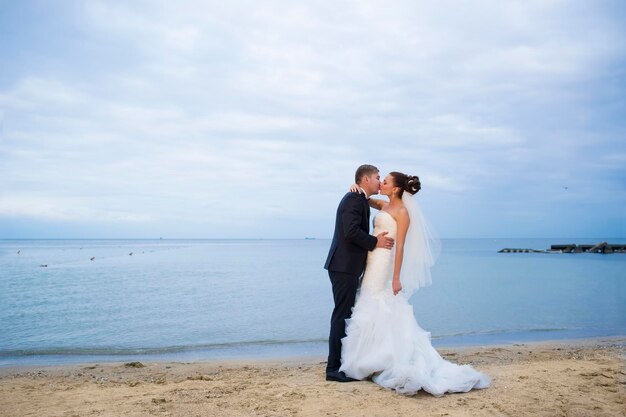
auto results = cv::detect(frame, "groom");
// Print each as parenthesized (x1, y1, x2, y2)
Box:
(324, 164, 394, 382)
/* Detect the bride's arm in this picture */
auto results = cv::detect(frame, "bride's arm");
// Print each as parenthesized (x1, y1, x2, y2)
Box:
(368, 198, 385, 210)
(392, 208, 410, 295)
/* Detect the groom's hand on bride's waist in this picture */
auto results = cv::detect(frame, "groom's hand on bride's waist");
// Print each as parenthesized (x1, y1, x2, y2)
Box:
(376, 231, 394, 249)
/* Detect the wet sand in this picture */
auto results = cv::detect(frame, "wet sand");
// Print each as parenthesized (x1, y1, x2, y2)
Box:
(0, 337, 624, 417)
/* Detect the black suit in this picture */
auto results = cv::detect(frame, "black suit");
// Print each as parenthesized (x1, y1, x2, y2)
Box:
(324, 191, 377, 373)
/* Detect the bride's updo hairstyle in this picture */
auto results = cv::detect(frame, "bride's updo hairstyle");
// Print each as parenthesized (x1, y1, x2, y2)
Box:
(390, 172, 421, 198)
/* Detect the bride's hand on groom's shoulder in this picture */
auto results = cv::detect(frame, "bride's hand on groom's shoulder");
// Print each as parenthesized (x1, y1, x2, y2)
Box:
(349, 183, 360, 193)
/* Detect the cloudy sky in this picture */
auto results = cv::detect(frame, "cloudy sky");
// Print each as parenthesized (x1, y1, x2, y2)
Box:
(1, 0, 624, 239)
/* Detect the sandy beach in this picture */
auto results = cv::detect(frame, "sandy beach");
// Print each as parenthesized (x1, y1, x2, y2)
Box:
(0, 337, 624, 417)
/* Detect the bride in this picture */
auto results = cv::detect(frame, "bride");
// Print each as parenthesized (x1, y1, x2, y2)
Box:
(340, 172, 491, 396)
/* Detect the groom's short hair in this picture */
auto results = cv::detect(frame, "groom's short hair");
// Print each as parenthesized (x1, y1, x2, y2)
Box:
(355, 164, 379, 184)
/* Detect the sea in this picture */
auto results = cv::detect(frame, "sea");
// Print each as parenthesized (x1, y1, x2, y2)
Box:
(0, 238, 624, 366)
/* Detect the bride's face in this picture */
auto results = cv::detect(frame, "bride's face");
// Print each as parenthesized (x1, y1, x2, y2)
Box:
(380, 174, 399, 197)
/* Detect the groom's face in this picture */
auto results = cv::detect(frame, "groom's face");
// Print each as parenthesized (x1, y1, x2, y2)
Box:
(364, 172, 381, 195)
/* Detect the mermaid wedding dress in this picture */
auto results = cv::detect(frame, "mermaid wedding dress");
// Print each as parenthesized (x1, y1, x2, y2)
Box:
(339, 209, 491, 396)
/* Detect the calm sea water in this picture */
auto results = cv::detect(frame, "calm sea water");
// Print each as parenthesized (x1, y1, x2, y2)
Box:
(0, 238, 624, 366)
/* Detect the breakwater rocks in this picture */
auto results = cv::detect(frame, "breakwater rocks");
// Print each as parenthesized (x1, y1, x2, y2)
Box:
(499, 242, 626, 254)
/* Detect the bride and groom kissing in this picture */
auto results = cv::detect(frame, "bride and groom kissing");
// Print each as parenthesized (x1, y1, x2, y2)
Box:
(324, 164, 490, 396)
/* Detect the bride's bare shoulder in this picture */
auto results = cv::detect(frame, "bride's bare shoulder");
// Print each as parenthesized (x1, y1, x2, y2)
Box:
(388, 205, 409, 222)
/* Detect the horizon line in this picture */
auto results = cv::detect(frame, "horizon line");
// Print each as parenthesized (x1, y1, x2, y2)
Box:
(1, 237, 625, 241)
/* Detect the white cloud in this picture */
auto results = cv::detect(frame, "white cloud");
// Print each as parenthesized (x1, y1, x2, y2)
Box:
(0, 195, 153, 223)
(0, 0, 624, 237)
(0, 77, 86, 109)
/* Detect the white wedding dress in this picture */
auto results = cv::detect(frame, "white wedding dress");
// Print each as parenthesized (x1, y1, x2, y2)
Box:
(339, 210, 491, 396)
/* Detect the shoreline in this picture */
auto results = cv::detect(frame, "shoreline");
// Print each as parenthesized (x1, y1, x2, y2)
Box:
(1, 337, 624, 416)
(1, 335, 623, 373)
(1, 333, 623, 369)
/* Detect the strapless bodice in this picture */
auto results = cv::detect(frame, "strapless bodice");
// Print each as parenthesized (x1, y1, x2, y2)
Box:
(361, 211, 397, 294)
(372, 211, 397, 239)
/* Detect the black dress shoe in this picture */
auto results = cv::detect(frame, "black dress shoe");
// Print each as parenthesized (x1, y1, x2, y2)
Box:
(326, 371, 358, 382)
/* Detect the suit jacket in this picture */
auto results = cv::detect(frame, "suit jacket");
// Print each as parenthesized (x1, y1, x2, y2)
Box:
(324, 191, 377, 275)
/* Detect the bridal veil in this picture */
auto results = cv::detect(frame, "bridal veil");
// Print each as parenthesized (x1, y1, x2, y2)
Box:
(399, 192, 441, 297)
